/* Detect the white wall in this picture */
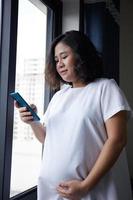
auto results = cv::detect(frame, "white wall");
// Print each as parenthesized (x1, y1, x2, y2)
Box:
(120, 0, 133, 178)
(62, 0, 80, 33)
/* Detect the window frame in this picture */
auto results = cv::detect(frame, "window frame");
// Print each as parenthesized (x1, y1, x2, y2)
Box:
(0, 0, 62, 200)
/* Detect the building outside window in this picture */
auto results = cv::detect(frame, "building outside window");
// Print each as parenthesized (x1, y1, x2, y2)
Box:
(10, 0, 47, 197)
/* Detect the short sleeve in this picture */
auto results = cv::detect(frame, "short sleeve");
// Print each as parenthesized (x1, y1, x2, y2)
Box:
(41, 94, 56, 126)
(41, 90, 61, 126)
(41, 103, 51, 126)
(101, 79, 133, 122)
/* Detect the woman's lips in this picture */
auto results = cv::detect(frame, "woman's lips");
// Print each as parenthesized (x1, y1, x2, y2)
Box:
(60, 70, 68, 75)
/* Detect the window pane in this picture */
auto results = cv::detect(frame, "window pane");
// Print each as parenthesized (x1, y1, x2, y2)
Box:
(10, 0, 47, 197)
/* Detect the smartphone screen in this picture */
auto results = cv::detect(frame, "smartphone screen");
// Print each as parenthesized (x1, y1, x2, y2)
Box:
(10, 92, 40, 121)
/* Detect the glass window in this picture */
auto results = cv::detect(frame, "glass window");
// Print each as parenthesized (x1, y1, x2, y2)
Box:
(10, 0, 47, 197)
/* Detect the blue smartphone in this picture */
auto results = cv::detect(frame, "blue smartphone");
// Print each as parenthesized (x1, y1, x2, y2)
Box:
(10, 92, 40, 121)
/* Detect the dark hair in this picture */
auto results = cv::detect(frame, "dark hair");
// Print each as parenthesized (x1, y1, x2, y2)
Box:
(45, 30, 103, 89)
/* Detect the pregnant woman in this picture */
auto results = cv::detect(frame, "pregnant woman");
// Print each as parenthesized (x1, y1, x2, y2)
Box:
(16, 30, 133, 200)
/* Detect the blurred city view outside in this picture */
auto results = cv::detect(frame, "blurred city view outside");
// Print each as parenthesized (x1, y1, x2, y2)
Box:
(10, 0, 47, 197)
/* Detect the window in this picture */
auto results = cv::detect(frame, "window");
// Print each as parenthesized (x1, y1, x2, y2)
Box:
(10, 0, 47, 197)
(0, 0, 62, 199)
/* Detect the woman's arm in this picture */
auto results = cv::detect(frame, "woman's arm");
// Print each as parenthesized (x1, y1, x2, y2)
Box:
(81, 110, 127, 191)
(30, 121, 46, 144)
(57, 110, 127, 199)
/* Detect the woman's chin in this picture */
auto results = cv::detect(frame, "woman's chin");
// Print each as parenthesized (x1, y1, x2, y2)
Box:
(61, 76, 72, 83)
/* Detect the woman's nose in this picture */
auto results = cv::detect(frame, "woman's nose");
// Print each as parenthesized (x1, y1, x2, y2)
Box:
(57, 59, 64, 68)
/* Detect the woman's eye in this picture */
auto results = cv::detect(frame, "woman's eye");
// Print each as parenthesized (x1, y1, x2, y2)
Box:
(62, 56, 67, 59)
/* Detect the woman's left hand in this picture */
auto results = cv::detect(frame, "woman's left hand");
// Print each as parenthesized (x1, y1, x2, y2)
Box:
(56, 179, 87, 200)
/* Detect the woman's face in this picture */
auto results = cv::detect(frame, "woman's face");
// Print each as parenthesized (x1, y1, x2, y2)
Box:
(54, 42, 79, 84)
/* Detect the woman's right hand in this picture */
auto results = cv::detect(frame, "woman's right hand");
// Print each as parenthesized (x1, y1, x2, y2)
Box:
(14, 101, 37, 125)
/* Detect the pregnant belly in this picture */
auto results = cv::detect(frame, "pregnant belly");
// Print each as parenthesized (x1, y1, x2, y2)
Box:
(38, 154, 87, 192)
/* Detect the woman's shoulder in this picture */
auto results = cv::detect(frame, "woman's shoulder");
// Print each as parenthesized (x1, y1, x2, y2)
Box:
(95, 78, 118, 88)
(91, 78, 120, 95)
(53, 84, 71, 97)
(95, 78, 116, 84)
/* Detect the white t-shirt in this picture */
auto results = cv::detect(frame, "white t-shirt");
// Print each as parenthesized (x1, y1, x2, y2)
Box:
(38, 78, 133, 200)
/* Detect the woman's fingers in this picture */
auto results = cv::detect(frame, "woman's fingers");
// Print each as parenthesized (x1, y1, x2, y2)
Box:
(14, 102, 37, 124)
(19, 106, 27, 112)
(14, 100, 20, 108)
(18, 107, 34, 123)
(21, 115, 33, 122)
(30, 104, 37, 112)
(20, 111, 32, 117)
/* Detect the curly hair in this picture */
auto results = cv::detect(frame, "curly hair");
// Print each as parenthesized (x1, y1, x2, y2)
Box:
(45, 30, 103, 89)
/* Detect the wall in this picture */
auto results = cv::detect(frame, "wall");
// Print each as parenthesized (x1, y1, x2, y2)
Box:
(120, 0, 133, 178)
(62, 0, 80, 33)
(61, 0, 133, 178)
